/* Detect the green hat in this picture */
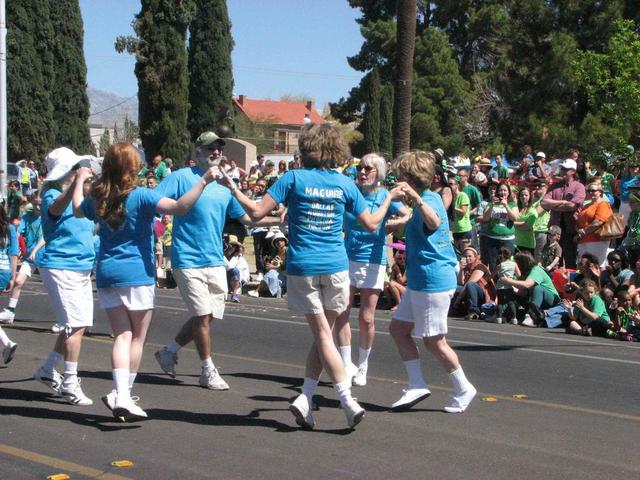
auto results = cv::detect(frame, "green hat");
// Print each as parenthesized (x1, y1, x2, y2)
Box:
(195, 131, 226, 149)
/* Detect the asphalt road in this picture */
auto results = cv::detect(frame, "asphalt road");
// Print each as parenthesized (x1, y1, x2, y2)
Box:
(1, 277, 639, 480)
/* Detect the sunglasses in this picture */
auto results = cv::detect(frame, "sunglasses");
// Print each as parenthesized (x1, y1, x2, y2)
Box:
(587, 189, 602, 193)
(357, 165, 376, 172)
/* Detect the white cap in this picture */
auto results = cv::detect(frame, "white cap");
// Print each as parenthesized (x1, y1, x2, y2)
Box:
(44, 147, 102, 182)
(536, 151, 546, 158)
(560, 159, 577, 170)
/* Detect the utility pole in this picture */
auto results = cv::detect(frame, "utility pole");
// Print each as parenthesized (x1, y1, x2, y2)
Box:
(0, 0, 6, 200)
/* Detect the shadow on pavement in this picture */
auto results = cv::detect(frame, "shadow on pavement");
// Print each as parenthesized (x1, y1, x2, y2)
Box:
(80, 370, 184, 387)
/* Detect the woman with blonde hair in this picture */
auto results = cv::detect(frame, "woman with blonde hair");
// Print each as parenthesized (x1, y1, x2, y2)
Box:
(220, 123, 405, 429)
(72, 143, 218, 421)
(576, 181, 613, 265)
(335, 152, 410, 387)
(388, 150, 477, 413)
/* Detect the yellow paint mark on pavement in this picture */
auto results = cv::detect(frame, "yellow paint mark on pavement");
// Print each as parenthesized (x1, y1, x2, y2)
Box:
(482, 396, 499, 402)
(512, 394, 528, 399)
(0, 443, 131, 480)
(111, 460, 134, 468)
(47, 474, 70, 480)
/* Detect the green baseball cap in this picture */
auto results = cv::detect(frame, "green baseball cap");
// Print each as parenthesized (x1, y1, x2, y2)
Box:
(195, 131, 226, 149)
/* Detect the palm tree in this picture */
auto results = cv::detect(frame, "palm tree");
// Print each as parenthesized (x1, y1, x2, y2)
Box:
(392, 0, 417, 157)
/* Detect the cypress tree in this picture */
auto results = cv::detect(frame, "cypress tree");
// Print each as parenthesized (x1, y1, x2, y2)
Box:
(362, 68, 381, 153)
(188, 0, 235, 140)
(49, 0, 92, 152)
(118, 0, 194, 163)
(379, 83, 394, 157)
(6, 0, 56, 161)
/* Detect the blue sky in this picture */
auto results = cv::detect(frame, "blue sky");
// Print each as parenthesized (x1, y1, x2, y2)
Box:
(79, 0, 365, 111)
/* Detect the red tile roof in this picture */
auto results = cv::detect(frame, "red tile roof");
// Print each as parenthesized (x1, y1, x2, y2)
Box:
(233, 96, 324, 126)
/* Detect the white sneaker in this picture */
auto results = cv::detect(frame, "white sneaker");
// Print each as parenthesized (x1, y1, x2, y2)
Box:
(51, 323, 64, 333)
(289, 394, 315, 429)
(390, 387, 432, 411)
(521, 314, 536, 327)
(154, 348, 178, 377)
(343, 398, 365, 428)
(444, 384, 477, 413)
(113, 395, 148, 421)
(33, 366, 63, 393)
(247, 289, 259, 298)
(352, 365, 368, 387)
(101, 390, 117, 411)
(60, 379, 93, 406)
(199, 367, 229, 390)
(0, 308, 15, 324)
(3, 342, 17, 364)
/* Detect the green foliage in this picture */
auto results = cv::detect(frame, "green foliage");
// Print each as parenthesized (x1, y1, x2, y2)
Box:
(98, 130, 112, 156)
(379, 83, 394, 156)
(49, 0, 92, 152)
(117, 0, 194, 161)
(188, 0, 235, 140)
(6, 0, 56, 161)
(362, 68, 382, 153)
(113, 116, 139, 144)
(574, 20, 640, 144)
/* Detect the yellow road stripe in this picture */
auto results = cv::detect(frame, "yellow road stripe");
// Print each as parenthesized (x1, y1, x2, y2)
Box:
(0, 443, 132, 479)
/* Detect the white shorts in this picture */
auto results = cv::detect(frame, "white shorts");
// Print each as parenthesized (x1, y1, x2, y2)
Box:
(287, 271, 350, 315)
(98, 285, 155, 310)
(18, 262, 34, 278)
(392, 288, 455, 337)
(40, 268, 94, 328)
(173, 266, 227, 319)
(349, 261, 385, 290)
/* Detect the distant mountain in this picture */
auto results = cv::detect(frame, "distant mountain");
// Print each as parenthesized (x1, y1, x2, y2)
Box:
(87, 86, 138, 127)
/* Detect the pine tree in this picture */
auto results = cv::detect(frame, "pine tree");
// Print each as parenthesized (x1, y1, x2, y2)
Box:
(362, 68, 382, 153)
(188, 0, 235, 140)
(98, 130, 112, 156)
(6, 0, 56, 161)
(117, 0, 194, 162)
(379, 83, 394, 157)
(49, 0, 92, 152)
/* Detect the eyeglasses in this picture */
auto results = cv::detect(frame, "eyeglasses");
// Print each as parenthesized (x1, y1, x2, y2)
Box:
(587, 189, 601, 193)
(357, 165, 376, 172)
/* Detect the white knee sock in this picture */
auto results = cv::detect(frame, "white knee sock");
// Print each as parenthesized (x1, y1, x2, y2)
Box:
(449, 367, 472, 394)
(62, 361, 78, 388)
(301, 377, 318, 400)
(333, 380, 353, 407)
(113, 368, 130, 399)
(202, 357, 215, 370)
(166, 340, 181, 354)
(404, 359, 427, 388)
(358, 347, 371, 367)
(129, 372, 137, 391)
(0, 327, 10, 347)
(338, 345, 353, 367)
(42, 351, 63, 373)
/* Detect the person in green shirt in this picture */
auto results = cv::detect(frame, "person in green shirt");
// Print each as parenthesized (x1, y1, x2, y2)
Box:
(563, 279, 612, 337)
(499, 250, 560, 326)
(448, 175, 472, 252)
(482, 182, 517, 271)
(514, 187, 538, 253)
(138, 153, 169, 182)
(531, 181, 550, 262)
(488, 154, 510, 184)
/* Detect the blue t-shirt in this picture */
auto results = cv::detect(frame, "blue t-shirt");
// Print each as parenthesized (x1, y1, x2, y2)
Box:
(268, 168, 367, 276)
(0, 226, 19, 289)
(19, 211, 44, 265)
(81, 187, 162, 288)
(620, 174, 640, 202)
(405, 191, 458, 292)
(40, 186, 95, 271)
(344, 188, 402, 265)
(155, 167, 245, 269)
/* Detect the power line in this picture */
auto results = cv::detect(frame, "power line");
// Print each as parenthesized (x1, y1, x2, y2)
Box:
(88, 95, 137, 117)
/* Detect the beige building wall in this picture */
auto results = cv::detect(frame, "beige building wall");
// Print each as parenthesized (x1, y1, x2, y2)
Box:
(223, 138, 257, 170)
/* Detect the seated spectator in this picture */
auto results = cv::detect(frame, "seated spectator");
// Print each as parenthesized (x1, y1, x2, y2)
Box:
(384, 244, 407, 311)
(563, 279, 612, 336)
(495, 247, 521, 322)
(249, 232, 287, 298)
(225, 240, 250, 303)
(628, 256, 640, 307)
(539, 225, 562, 274)
(499, 251, 560, 326)
(607, 290, 640, 341)
(146, 176, 158, 189)
(565, 252, 602, 294)
(239, 179, 253, 199)
(453, 247, 496, 320)
(600, 250, 633, 304)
